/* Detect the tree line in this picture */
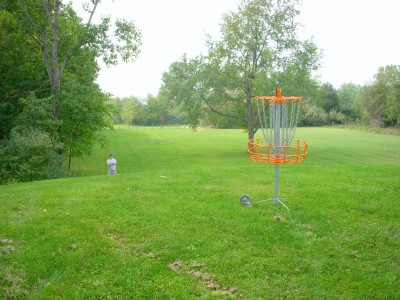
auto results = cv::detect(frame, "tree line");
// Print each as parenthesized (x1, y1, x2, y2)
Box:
(1, 0, 399, 184)
(112, 66, 400, 131)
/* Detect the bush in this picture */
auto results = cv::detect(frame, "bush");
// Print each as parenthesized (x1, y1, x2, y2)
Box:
(300, 104, 328, 126)
(0, 129, 67, 184)
(328, 109, 346, 125)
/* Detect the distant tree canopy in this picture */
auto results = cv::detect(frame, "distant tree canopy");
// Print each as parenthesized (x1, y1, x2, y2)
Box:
(355, 65, 400, 126)
(110, 94, 186, 128)
(0, 0, 141, 183)
(157, 60, 399, 129)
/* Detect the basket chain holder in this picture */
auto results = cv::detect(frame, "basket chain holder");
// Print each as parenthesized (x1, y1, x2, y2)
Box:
(241, 88, 308, 210)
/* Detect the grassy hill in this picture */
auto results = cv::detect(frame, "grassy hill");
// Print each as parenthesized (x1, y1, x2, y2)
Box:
(1, 127, 399, 299)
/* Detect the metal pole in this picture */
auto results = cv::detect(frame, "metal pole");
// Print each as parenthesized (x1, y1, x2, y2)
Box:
(274, 164, 279, 204)
(274, 89, 281, 205)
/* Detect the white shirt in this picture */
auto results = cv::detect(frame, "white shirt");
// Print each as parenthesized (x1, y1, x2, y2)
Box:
(107, 158, 117, 171)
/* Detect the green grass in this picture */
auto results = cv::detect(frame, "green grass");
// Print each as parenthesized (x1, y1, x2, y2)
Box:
(1, 127, 399, 299)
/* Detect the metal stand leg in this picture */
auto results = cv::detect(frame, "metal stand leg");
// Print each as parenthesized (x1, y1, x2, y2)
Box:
(246, 165, 289, 210)
(273, 164, 289, 210)
(274, 164, 279, 204)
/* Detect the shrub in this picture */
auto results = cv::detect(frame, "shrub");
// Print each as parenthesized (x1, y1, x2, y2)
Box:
(0, 129, 67, 184)
(300, 104, 328, 126)
(328, 109, 346, 125)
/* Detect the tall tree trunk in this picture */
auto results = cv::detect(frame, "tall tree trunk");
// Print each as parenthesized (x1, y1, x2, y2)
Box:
(17, 0, 63, 136)
(246, 82, 258, 141)
(68, 147, 72, 171)
(46, 0, 62, 120)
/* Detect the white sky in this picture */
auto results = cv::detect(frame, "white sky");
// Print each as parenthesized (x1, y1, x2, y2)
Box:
(82, 0, 400, 98)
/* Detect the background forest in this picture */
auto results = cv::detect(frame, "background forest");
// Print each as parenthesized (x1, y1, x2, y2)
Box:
(111, 69, 400, 130)
(1, 0, 399, 184)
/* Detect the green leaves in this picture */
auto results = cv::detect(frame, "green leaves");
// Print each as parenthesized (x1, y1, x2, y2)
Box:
(14, 93, 60, 138)
(355, 65, 400, 126)
(114, 18, 141, 62)
(0, 128, 65, 183)
(161, 56, 205, 129)
(59, 77, 113, 159)
(83, 15, 142, 66)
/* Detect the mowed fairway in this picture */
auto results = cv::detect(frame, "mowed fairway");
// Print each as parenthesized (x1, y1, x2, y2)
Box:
(1, 127, 399, 299)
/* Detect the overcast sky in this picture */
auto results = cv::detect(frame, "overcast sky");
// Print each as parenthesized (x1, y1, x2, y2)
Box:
(79, 0, 400, 98)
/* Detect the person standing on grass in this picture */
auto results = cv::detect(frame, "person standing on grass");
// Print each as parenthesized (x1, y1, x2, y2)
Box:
(107, 154, 117, 174)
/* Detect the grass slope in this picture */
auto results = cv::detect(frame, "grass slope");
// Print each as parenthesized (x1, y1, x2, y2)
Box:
(1, 127, 399, 299)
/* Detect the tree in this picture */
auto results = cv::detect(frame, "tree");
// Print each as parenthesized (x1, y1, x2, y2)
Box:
(355, 65, 400, 126)
(160, 55, 204, 129)
(120, 96, 143, 127)
(145, 95, 170, 127)
(319, 83, 339, 113)
(386, 81, 400, 125)
(376, 65, 400, 126)
(0, 9, 49, 140)
(59, 77, 113, 170)
(161, 0, 320, 139)
(110, 97, 124, 125)
(1, 0, 141, 135)
(355, 85, 377, 125)
(337, 83, 360, 119)
(274, 39, 321, 97)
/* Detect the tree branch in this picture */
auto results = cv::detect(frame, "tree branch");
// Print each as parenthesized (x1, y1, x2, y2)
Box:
(60, 0, 100, 76)
(88, 0, 100, 25)
(41, 41, 54, 90)
(60, 36, 89, 77)
(202, 97, 247, 123)
(16, 0, 45, 44)
(51, 0, 61, 87)
(41, 0, 53, 28)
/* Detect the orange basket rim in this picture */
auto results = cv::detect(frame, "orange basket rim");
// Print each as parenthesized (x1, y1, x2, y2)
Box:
(254, 96, 303, 104)
(247, 139, 308, 165)
(249, 138, 308, 144)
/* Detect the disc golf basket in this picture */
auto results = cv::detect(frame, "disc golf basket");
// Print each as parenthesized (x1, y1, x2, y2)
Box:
(240, 88, 308, 210)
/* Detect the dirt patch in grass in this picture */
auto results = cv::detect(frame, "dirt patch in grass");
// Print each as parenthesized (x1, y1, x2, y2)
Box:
(0, 239, 15, 256)
(169, 260, 243, 297)
(0, 265, 28, 300)
(0, 239, 27, 299)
